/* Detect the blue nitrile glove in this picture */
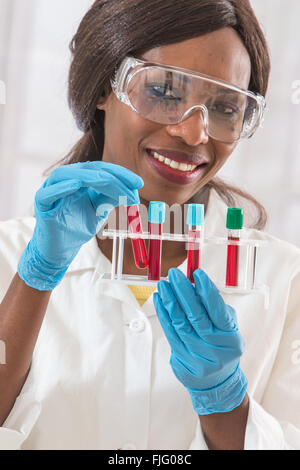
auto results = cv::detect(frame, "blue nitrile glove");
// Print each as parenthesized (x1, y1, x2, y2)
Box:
(18, 161, 144, 291)
(153, 268, 248, 415)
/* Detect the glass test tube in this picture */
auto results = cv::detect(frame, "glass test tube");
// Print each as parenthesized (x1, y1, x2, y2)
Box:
(186, 204, 205, 283)
(225, 208, 244, 287)
(127, 203, 148, 269)
(148, 201, 166, 281)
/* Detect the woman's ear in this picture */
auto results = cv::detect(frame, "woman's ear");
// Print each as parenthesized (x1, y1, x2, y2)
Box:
(97, 98, 106, 111)
(97, 92, 114, 111)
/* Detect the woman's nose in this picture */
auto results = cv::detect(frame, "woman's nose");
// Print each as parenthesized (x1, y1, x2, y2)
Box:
(165, 109, 209, 146)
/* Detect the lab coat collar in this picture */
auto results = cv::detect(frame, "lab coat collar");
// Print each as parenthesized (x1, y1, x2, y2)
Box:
(66, 189, 228, 315)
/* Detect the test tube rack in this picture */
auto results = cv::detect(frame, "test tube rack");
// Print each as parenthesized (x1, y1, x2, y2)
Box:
(94, 229, 270, 309)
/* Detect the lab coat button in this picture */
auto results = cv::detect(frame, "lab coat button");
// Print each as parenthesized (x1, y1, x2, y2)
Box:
(129, 319, 145, 333)
(121, 443, 137, 450)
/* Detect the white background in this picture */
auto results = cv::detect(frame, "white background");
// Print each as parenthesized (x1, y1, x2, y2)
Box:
(0, 0, 299, 245)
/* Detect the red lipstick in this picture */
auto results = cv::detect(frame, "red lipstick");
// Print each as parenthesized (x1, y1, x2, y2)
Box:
(145, 149, 209, 185)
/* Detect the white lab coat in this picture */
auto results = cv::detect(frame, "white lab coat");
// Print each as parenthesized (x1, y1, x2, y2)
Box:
(0, 189, 300, 450)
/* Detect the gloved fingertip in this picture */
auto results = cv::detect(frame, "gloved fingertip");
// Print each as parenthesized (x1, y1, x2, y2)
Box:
(157, 280, 169, 297)
(153, 291, 159, 305)
(118, 167, 144, 189)
(193, 269, 217, 293)
(153, 292, 165, 316)
(226, 305, 239, 331)
(168, 267, 185, 282)
(135, 176, 144, 189)
(131, 189, 141, 205)
(193, 268, 208, 283)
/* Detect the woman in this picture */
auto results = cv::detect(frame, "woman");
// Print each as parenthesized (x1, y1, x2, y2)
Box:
(0, 0, 299, 450)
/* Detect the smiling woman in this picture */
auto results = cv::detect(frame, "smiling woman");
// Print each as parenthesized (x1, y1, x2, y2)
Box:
(0, 0, 300, 452)
(54, 0, 270, 228)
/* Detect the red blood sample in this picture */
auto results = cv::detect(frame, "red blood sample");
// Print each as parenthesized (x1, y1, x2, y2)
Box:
(226, 236, 240, 287)
(148, 222, 162, 281)
(187, 230, 201, 283)
(127, 205, 148, 269)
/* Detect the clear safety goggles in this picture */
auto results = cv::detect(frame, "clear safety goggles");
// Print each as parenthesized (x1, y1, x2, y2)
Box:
(111, 56, 266, 143)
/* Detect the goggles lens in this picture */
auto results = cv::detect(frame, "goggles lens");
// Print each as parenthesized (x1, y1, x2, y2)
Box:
(125, 66, 261, 143)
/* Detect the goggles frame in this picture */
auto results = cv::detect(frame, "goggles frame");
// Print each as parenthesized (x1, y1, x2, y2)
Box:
(111, 56, 266, 142)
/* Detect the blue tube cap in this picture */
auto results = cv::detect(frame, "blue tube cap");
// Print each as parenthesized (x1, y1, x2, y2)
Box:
(148, 201, 166, 224)
(187, 204, 205, 226)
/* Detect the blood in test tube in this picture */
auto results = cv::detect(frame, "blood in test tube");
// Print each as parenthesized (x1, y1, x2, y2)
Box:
(225, 208, 244, 287)
(148, 202, 166, 281)
(126, 194, 148, 269)
(186, 204, 205, 283)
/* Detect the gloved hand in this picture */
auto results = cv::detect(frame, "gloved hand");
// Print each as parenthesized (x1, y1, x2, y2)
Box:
(18, 161, 144, 291)
(153, 268, 248, 415)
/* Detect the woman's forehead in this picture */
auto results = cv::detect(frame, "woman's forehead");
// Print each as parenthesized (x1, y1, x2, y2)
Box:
(141, 28, 251, 90)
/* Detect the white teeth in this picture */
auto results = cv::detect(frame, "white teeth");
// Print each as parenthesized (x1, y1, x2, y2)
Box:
(179, 163, 188, 171)
(170, 160, 179, 170)
(151, 151, 197, 172)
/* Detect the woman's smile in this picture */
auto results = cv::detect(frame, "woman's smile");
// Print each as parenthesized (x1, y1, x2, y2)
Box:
(145, 148, 210, 185)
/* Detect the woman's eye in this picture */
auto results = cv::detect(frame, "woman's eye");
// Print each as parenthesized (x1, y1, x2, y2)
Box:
(210, 103, 239, 116)
(146, 85, 181, 103)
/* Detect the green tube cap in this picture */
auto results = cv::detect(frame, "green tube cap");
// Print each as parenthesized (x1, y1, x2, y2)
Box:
(226, 208, 244, 230)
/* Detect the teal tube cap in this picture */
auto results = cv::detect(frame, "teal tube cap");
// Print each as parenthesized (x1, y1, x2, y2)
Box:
(187, 204, 205, 226)
(148, 201, 166, 224)
(226, 208, 244, 230)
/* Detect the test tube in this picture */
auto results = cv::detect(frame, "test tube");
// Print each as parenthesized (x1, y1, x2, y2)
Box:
(186, 204, 205, 283)
(148, 201, 166, 281)
(126, 191, 148, 269)
(226, 208, 244, 287)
